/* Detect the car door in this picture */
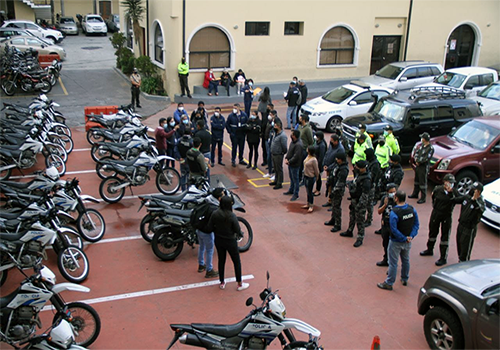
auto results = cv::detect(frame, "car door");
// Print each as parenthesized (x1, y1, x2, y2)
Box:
(26, 37, 46, 55)
(400, 107, 435, 154)
(25, 23, 42, 39)
(482, 140, 500, 182)
(397, 67, 418, 90)
(10, 37, 27, 52)
(346, 91, 376, 117)
(416, 67, 436, 86)
(476, 295, 499, 350)
(434, 106, 456, 135)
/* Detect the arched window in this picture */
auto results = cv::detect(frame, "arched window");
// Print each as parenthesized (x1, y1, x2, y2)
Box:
(154, 22, 164, 64)
(319, 26, 355, 65)
(189, 27, 230, 69)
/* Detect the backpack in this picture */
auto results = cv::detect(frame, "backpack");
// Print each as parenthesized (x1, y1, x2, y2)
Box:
(190, 200, 214, 233)
(295, 90, 302, 106)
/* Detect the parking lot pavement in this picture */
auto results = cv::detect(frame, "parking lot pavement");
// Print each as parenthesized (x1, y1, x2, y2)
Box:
(1, 34, 168, 127)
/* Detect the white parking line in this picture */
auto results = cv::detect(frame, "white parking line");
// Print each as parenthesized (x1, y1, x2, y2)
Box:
(10, 169, 97, 179)
(41, 274, 255, 311)
(73, 148, 91, 152)
(85, 235, 143, 245)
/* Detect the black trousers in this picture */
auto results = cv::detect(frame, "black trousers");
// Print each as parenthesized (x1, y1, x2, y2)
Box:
(427, 210, 452, 259)
(215, 236, 242, 284)
(211, 139, 223, 163)
(179, 74, 190, 96)
(381, 224, 390, 262)
(231, 134, 246, 163)
(456, 223, 477, 262)
(131, 86, 140, 107)
(330, 191, 344, 227)
(272, 154, 284, 186)
(261, 135, 267, 165)
(247, 142, 259, 166)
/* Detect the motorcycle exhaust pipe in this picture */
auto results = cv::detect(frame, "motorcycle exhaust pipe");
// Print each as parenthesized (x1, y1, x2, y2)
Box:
(179, 333, 222, 349)
(110, 182, 130, 191)
(0, 164, 17, 171)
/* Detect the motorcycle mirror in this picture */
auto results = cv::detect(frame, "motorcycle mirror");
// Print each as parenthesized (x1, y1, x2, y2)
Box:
(266, 271, 270, 289)
(245, 297, 253, 307)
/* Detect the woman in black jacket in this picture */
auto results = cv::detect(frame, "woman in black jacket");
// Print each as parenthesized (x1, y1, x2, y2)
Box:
(246, 111, 261, 169)
(207, 196, 249, 291)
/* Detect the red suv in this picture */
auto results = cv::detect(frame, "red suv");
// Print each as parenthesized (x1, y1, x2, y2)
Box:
(411, 117, 500, 194)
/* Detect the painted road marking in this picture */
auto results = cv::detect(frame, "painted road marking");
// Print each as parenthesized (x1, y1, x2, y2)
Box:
(59, 77, 68, 96)
(41, 274, 255, 311)
(85, 235, 142, 245)
(73, 148, 91, 152)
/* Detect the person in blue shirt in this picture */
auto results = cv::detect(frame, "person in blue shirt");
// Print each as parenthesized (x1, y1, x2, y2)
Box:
(173, 102, 188, 123)
(226, 103, 248, 167)
(210, 107, 226, 167)
(242, 79, 254, 117)
(377, 190, 419, 290)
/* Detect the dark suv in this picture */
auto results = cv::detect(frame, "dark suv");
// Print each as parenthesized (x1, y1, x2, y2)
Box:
(342, 89, 483, 157)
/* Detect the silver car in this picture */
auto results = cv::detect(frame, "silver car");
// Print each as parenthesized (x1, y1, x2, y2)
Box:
(0, 35, 66, 60)
(57, 17, 78, 35)
(418, 259, 500, 350)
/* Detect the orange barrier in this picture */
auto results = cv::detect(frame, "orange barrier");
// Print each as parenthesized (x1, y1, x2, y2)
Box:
(84, 105, 119, 131)
(38, 54, 60, 68)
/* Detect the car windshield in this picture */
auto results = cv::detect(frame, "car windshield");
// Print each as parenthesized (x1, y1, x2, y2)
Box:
(60, 18, 75, 24)
(482, 284, 500, 297)
(113, 15, 119, 22)
(322, 86, 356, 104)
(478, 83, 500, 101)
(372, 99, 406, 122)
(87, 17, 103, 23)
(434, 72, 467, 88)
(450, 120, 500, 150)
(375, 65, 403, 80)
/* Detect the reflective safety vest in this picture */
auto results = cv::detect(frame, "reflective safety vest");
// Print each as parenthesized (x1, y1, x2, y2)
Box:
(352, 141, 370, 164)
(375, 144, 391, 169)
(355, 131, 373, 149)
(385, 133, 400, 155)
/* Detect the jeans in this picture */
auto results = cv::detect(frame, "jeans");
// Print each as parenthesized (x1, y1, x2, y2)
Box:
(304, 175, 316, 205)
(196, 230, 214, 271)
(385, 240, 411, 285)
(215, 236, 242, 284)
(244, 99, 252, 118)
(203, 151, 211, 181)
(211, 139, 223, 164)
(166, 147, 175, 168)
(286, 106, 297, 129)
(180, 162, 189, 191)
(288, 166, 300, 196)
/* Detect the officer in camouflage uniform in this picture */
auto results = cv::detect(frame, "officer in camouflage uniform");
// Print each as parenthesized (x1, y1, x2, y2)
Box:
(324, 152, 349, 232)
(380, 154, 404, 194)
(365, 148, 381, 227)
(340, 160, 371, 247)
(409, 132, 434, 204)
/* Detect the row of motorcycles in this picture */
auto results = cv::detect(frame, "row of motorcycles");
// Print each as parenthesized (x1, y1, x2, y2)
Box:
(85, 105, 181, 203)
(0, 45, 62, 96)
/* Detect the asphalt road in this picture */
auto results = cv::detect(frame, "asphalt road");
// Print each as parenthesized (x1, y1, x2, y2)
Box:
(1, 33, 167, 127)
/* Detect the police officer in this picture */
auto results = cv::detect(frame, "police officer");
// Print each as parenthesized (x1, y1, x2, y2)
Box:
(210, 107, 226, 167)
(324, 152, 349, 232)
(456, 182, 485, 262)
(420, 174, 459, 266)
(226, 103, 248, 167)
(376, 183, 397, 267)
(356, 123, 373, 149)
(409, 132, 434, 204)
(340, 160, 371, 247)
(365, 148, 381, 227)
(383, 125, 400, 155)
(381, 154, 404, 191)
(374, 135, 391, 202)
(351, 133, 370, 166)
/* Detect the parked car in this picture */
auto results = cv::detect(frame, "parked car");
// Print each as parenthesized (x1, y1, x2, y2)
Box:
(471, 81, 500, 116)
(418, 67, 499, 98)
(57, 16, 78, 35)
(0, 27, 56, 44)
(0, 35, 66, 60)
(360, 61, 443, 91)
(418, 259, 500, 350)
(342, 89, 482, 157)
(82, 15, 107, 36)
(411, 117, 500, 194)
(105, 14, 120, 33)
(481, 178, 500, 231)
(299, 81, 393, 132)
(1, 20, 63, 43)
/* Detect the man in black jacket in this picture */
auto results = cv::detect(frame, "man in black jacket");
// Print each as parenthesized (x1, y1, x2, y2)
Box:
(284, 81, 300, 129)
(186, 137, 208, 185)
(365, 148, 381, 227)
(226, 103, 248, 167)
(194, 120, 212, 180)
(178, 128, 193, 191)
(297, 79, 308, 123)
(456, 182, 485, 262)
(409, 132, 434, 204)
(210, 107, 226, 167)
(284, 130, 303, 201)
(324, 152, 349, 232)
(381, 154, 404, 192)
(376, 183, 398, 267)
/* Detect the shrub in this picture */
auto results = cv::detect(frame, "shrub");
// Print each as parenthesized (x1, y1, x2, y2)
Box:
(135, 55, 156, 78)
(142, 75, 166, 96)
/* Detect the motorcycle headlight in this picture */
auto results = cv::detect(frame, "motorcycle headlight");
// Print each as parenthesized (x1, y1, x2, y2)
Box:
(437, 158, 451, 170)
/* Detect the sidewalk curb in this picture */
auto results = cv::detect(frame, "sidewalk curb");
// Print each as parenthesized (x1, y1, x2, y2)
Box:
(113, 67, 171, 104)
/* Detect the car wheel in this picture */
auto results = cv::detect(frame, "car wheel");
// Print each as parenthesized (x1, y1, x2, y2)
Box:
(326, 116, 342, 133)
(455, 170, 478, 196)
(46, 36, 56, 44)
(424, 306, 464, 350)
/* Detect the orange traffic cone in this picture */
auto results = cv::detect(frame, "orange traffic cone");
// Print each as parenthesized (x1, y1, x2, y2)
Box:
(371, 335, 381, 350)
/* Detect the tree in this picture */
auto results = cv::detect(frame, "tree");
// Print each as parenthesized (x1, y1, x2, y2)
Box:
(121, 0, 145, 54)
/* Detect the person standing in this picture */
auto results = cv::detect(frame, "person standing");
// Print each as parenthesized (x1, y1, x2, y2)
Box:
(376, 183, 398, 267)
(284, 130, 303, 201)
(263, 110, 281, 179)
(383, 125, 400, 155)
(420, 174, 460, 266)
(155, 118, 178, 168)
(194, 120, 212, 181)
(164, 116, 178, 168)
(207, 196, 249, 291)
(409, 132, 434, 204)
(341, 160, 371, 247)
(178, 57, 191, 98)
(324, 152, 349, 232)
(258, 89, 272, 165)
(173, 102, 188, 123)
(269, 121, 287, 190)
(298, 114, 314, 185)
(210, 107, 226, 167)
(186, 137, 209, 186)
(313, 131, 327, 196)
(302, 146, 320, 213)
(203, 68, 219, 96)
(351, 134, 370, 168)
(356, 124, 373, 149)
(377, 190, 419, 291)
(220, 69, 232, 96)
(456, 182, 485, 262)
(242, 79, 254, 117)
(374, 136, 391, 201)
(130, 68, 142, 109)
(322, 134, 345, 207)
(178, 128, 193, 191)
(365, 148, 381, 227)
(380, 154, 404, 190)
(179, 115, 192, 136)
(246, 111, 261, 169)
(284, 81, 300, 129)
(191, 101, 209, 127)
(226, 104, 248, 167)
(297, 79, 308, 122)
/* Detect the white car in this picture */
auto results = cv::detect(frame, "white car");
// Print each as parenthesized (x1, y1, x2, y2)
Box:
(82, 15, 107, 36)
(481, 178, 500, 231)
(300, 81, 393, 132)
(1, 20, 63, 43)
(417, 67, 499, 98)
(472, 81, 500, 116)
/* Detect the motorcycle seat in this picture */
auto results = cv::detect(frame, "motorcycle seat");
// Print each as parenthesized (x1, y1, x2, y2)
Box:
(191, 317, 251, 338)
(0, 180, 34, 190)
(0, 209, 23, 220)
(0, 288, 20, 308)
(0, 230, 26, 241)
(163, 207, 193, 218)
(151, 190, 189, 203)
(100, 157, 137, 167)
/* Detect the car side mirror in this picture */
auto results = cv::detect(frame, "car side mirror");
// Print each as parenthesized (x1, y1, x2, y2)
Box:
(245, 297, 253, 307)
(486, 298, 499, 316)
(410, 115, 420, 125)
(492, 145, 500, 154)
(41, 45, 45, 48)
(464, 84, 473, 90)
(399, 77, 408, 82)
(348, 101, 358, 106)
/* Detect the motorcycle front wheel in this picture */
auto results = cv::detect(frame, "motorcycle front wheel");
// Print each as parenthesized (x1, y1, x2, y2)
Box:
(44, 143, 68, 162)
(140, 214, 156, 242)
(96, 157, 118, 179)
(236, 217, 253, 253)
(0, 269, 8, 287)
(57, 246, 89, 283)
(284, 341, 314, 349)
(49, 72, 57, 86)
(1, 79, 16, 96)
(45, 154, 66, 176)
(49, 134, 74, 154)
(77, 209, 106, 242)
(51, 124, 72, 138)
(151, 226, 184, 261)
(86, 129, 105, 145)
(0, 160, 12, 181)
(52, 302, 101, 348)
(91, 144, 112, 162)
(39, 80, 52, 94)
(99, 176, 125, 203)
(156, 167, 180, 195)
(60, 228, 84, 251)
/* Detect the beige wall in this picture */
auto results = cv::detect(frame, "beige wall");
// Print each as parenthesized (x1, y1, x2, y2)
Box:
(13, 1, 35, 22)
(131, 0, 500, 96)
(53, 0, 120, 19)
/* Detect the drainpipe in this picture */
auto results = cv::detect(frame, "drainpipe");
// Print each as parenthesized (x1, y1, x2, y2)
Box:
(403, 0, 413, 60)
(182, 0, 186, 57)
(146, 0, 149, 56)
(93, 0, 97, 14)
(60, 0, 64, 16)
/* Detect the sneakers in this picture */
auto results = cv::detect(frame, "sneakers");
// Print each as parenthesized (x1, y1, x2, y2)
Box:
(376, 260, 389, 267)
(219, 282, 226, 290)
(263, 173, 270, 178)
(270, 175, 275, 182)
(377, 282, 393, 291)
(353, 239, 363, 248)
(237, 282, 250, 291)
(401, 279, 408, 286)
(340, 231, 353, 237)
(435, 259, 447, 266)
(205, 270, 219, 278)
(290, 195, 298, 201)
(197, 264, 206, 273)
(420, 249, 433, 256)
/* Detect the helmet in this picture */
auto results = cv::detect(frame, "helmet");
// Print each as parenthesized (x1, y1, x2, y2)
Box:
(443, 174, 456, 183)
(45, 166, 60, 180)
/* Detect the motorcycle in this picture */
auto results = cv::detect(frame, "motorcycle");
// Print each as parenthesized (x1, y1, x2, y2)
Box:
(86, 124, 149, 146)
(98, 152, 180, 203)
(47, 59, 62, 87)
(167, 272, 322, 350)
(0, 265, 100, 348)
(90, 136, 153, 163)
(1, 67, 52, 96)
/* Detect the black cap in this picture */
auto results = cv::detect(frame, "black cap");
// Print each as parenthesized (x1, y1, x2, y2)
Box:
(384, 125, 393, 131)
(420, 132, 430, 141)
(335, 152, 346, 161)
(290, 81, 297, 85)
(390, 154, 401, 163)
(386, 183, 397, 191)
(355, 160, 367, 169)
(471, 181, 483, 192)
(358, 123, 367, 130)
(357, 133, 367, 140)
